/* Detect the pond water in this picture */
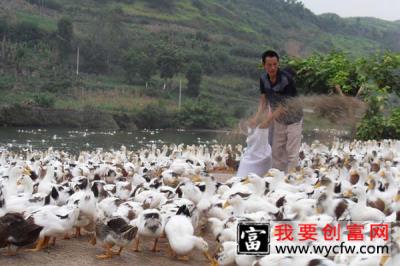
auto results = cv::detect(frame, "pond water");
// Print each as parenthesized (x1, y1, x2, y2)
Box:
(0, 127, 350, 154)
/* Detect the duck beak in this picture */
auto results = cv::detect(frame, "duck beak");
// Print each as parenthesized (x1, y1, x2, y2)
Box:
(223, 201, 230, 209)
(23, 166, 32, 176)
(367, 181, 374, 190)
(379, 254, 390, 266)
(343, 190, 353, 198)
(379, 171, 385, 177)
(191, 175, 202, 183)
(314, 180, 321, 189)
(172, 179, 180, 187)
(316, 207, 323, 214)
(394, 194, 400, 202)
(241, 177, 250, 184)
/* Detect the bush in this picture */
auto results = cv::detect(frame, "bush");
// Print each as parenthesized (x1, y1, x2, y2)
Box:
(11, 21, 46, 43)
(176, 99, 228, 129)
(32, 93, 55, 108)
(356, 108, 400, 140)
(135, 102, 174, 129)
(186, 63, 202, 97)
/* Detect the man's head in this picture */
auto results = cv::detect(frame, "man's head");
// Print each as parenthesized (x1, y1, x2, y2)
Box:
(262, 50, 279, 79)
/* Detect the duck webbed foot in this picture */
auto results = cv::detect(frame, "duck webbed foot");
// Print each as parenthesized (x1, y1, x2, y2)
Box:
(25, 236, 50, 252)
(132, 237, 140, 252)
(73, 227, 82, 238)
(96, 244, 114, 259)
(3, 245, 18, 256)
(151, 237, 160, 252)
(112, 247, 123, 256)
(177, 255, 190, 261)
(89, 234, 97, 245)
(203, 251, 219, 266)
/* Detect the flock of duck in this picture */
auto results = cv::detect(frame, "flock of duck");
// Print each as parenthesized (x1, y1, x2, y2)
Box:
(0, 139, 399, 266)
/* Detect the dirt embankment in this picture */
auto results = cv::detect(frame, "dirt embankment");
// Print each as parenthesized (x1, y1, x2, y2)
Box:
(0, 106, 138, 130)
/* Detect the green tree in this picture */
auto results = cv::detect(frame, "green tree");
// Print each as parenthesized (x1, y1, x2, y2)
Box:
(56, 17, 74, 60)
(186, 63, 202, 97)
(88, 8, 125, 73)
(124, 52, 156, 84)
(157, 48, 182, 88)
(177, 99, 228, 129)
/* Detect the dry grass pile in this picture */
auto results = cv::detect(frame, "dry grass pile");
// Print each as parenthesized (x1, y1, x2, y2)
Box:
(286, 95, 367, 125)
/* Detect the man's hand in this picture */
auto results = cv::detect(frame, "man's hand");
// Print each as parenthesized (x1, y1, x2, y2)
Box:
(272, 106, 288, 119)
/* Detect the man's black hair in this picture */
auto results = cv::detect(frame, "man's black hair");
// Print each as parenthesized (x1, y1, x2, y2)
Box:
(262, 50, 280, 64)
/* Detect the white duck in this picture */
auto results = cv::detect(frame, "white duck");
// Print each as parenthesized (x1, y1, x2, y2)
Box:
(164, 205, 214, 263)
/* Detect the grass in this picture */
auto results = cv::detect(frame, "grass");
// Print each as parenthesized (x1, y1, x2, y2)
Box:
(120, 1, 199, 22)
(15, 11, 57, 32)
(55, 88, 174, 113)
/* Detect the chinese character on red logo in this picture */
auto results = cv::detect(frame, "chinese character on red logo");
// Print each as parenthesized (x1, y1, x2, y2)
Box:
(298, 224, 318, 241)
(322, 223, 341, 241)
(274, 224, 294, 241)
(347, 224, 364, 241)
(370, 224, 389, 241)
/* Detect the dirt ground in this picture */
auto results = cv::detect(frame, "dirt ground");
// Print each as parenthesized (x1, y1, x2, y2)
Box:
(0, 173, 232, 266)
(0, 234, 216, 266)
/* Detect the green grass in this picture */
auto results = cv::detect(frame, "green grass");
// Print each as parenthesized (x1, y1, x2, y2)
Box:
(120, 1, 199, 22)
(15, 11, 57, 32)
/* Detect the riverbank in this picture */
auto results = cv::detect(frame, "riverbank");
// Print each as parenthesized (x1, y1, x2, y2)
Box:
(0, 105, 139, 130)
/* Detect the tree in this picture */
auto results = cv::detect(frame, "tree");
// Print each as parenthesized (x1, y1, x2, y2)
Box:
(56, 17, 74, 60)
(124, 52, 156, 84)
(88, 8, 125, 73)
(157, 48, 182, 88)
(186, 63, 202, 97)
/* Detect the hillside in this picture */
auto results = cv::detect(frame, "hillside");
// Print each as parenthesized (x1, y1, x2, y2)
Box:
(0, 0, 399, 129)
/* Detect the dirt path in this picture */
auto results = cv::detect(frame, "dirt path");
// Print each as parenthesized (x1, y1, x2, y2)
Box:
(0, 234, 215, 266)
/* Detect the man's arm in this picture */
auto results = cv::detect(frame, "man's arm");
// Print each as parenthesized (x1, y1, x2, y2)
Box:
(249, 95, 267, 127)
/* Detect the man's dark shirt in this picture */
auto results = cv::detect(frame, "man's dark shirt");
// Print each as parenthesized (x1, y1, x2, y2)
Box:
(260, 69, 303, 125)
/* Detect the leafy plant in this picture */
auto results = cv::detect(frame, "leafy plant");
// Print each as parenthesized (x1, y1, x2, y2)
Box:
(32, 93, 55, 108)
(176, 99, 228, 129)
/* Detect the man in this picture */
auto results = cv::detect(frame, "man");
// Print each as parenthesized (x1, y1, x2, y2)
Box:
(259, 50, 303, 173)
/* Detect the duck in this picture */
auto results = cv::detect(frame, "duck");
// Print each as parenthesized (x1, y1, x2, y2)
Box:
(24, 203, 80, 251)
(164, 205, 214, 263)
(346, 184, 386, 222)
(215, 240, 256, 266)
(315, 177, 350, 220)
(0, 212, 43, 255)
(66, 177, 98, 238)
(132, 208, 163, 252)
(95, 216, 138, 259)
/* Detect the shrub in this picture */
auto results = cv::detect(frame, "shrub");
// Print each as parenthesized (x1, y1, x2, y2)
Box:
(176, 99, 228, 129)
(135, 102, 174, 129)
(32, 93, 55, 108)
(356, 108, 400, 140)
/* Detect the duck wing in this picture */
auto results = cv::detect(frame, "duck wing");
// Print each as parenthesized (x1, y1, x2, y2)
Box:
(8, 219, 43, 247)
(0, 223, 9, 248)
(107, 218, 138, 241)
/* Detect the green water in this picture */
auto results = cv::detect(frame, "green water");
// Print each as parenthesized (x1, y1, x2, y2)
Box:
(0, 127, 349, 153)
